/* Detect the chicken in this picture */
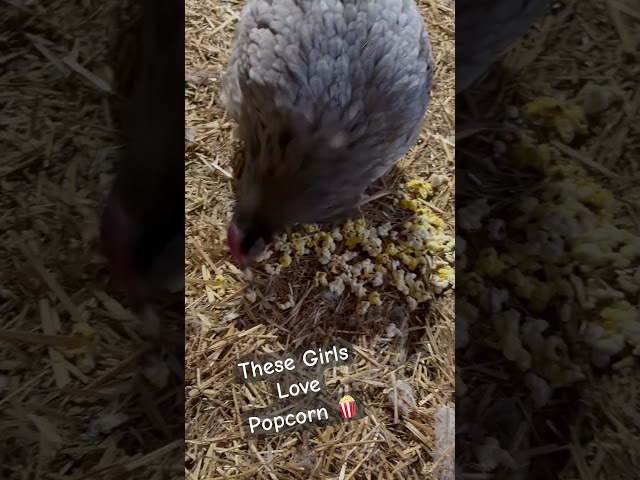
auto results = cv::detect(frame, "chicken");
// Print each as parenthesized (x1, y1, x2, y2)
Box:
(456, 0, 549, 93)
(100, 0, 184, 317)
(221, 0, 433, 267)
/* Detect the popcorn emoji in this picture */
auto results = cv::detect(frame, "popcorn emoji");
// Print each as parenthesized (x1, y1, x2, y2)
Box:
(339, 395, 356, 419)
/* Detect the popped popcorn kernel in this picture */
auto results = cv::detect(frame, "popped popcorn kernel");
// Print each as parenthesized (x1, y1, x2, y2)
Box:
(278, 294, 295, 311)
(369, 291, 382, 306)
(315, 271, 329, 287)
(406, 179, 434, 199)
(279, 254, 292, 268)
(212, 275, 226, 290)
(238, 176, 453, 315)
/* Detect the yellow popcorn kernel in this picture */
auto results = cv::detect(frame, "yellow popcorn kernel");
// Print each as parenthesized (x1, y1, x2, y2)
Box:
(343, 220, 355, 233)
(212, 275, 226, 290)
(406, 179, 433, 199)
(580, 185, 613, 210)
(427, 214, 444, 229)
(599, 301, 637, 332)
(345, 236, 360, 249)
(406, 179, 425, 189)
(438, 266, 454, 280)
(279, 254, 292, 267)
(62, 322, 96, 359)
(524, 97, 564, 121)
(414, 291, 430, 303)
(399, 196, 420, 212)
(72, 322, 95, 338)
(385, 244, 398, 256)
(374, 264, 387, 274)
(407, 257, 420, 271)
(369, 291, 382, 306)
(377, 254, 391, 266)
(291, 239, 307, 255)
(322, 237, 336, 252)
(509, 141, 551, 172)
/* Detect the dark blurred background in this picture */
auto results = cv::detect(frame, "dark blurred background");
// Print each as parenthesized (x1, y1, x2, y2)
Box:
(456, 1, 639, 478)
(0, 1, 184, 478)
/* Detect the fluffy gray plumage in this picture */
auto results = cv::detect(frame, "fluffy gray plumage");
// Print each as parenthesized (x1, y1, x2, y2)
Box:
(456, 0, 549, 93)
(221, 0, 433, 259)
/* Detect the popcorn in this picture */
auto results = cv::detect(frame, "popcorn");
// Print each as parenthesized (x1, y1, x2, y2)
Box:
(315, 271, 329, 287)
(244, 289, 257, 303)
(377, 223, 392, 237)
(406, 297, 418, 311)
(493, 310, 531, 370)
(278, 294, 295, 310)
(212, 275, 226, 290)
(371, 272, 384, 287)
(318, 248, 332, 265)
(405, 179, 433, 199)
(279, 254, 292, 268)
(328, 277, 345, 296)
(429, 174, 448, 188)
(369, 291, 382, 306)
(454, 88, 640, 461)
(264, 263, 282, 275)
(356, 300, 370, 315)
(458, 199, 490, 231)
(238, 176, 454, 315)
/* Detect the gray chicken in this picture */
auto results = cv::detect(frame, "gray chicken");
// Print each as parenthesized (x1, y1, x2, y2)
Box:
(456, 0, 550, 93)
(221, 0, 433, 267)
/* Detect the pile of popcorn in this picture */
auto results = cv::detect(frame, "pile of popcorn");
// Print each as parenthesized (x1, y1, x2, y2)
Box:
(457, 91, 640, 406)
(238, 175, 455, 313)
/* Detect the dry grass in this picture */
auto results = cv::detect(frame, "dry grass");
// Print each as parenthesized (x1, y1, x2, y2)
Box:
(0, 2, 181, 479)
(456, 0, 639, 478)
(184, 0, 455, 479)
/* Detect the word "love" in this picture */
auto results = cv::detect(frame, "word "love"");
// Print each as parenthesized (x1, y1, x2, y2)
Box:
(276, 379, 321, 399)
